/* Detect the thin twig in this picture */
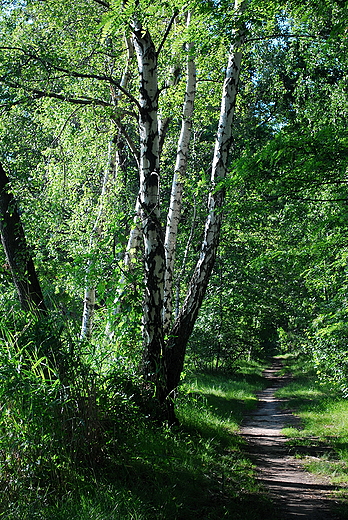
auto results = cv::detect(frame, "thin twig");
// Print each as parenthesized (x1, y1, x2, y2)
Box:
(246, 33, 324, 43)
(157, 10, 179, 56)
(1, 80, 115, 107)
(112, 117, 140, 167)
(50, 106, 85, 146)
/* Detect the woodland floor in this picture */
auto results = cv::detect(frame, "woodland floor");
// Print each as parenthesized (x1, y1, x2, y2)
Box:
(240, 360, 342, 519)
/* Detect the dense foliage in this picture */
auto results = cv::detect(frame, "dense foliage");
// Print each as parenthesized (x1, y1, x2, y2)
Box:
(0, 0, 348, 515)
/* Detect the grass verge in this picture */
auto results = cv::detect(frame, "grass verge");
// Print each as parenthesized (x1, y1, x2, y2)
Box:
(0, 359, 277, 520)
(275, 355, 348, 518)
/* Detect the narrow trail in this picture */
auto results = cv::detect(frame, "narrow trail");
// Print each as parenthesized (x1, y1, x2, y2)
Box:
(241, 359, 340, 519)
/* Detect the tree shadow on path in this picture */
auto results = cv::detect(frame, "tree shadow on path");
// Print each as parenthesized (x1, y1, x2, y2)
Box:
(240, 359, 343, 520)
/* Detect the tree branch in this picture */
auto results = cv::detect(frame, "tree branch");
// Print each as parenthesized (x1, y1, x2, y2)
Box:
(91, 0, 110, 7)
(51, 106, 85, 146)
(0, 46, 140, 108)
(1, 78, 115, 107)
(157, 10, 179, 56)
(246, 33, 324, 43)
(111, 116, 140, 167)
(258, 194, 348, 203)
(288, 196, 348, 203)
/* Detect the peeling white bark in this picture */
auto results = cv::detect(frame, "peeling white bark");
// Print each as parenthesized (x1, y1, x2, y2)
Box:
(132, 22, 165, 374)
(175, 195, 197, 319)
(177, 1, 244, 323)
(124, 197, 142, 268)
(165, 0, 246, 397)
(163, 12, 196, 333)
(80, 286, 96, 340)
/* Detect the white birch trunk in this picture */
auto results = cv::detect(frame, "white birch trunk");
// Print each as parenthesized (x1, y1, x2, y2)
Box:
(124, 197, 142, 267)
(177, 2, 244, 324)
(165, 0, 245, 399)
(80, 286, 96, 340)
(80, 140, 116, 340)
(163, 13, 196, 333)
(121, 36, 134, 90)
(132, 23, 165, 384)
(175, 195, 197, 319)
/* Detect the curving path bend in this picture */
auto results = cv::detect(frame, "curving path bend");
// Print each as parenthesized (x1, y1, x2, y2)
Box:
(240, 360, 340, 519)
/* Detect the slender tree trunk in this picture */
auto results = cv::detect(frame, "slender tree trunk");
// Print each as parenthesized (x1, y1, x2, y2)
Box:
(175, 196, 197, 319)
(80, 285, 96, 340)
(0, 162, 46, 312)
(164, 2, 245, 415)
(132, 23, 166, 397)
(123, 197, 142, 268)
(105, 194, 143, 339)
(83, 37, 135, 340)
(80, 139, 116, 340)
(163, 14, 196, 333)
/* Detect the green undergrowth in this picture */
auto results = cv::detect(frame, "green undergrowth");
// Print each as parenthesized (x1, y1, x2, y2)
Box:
(275, 355, 348, 517)
(178, 359, 267, 433)
(0, 357, 276, 520)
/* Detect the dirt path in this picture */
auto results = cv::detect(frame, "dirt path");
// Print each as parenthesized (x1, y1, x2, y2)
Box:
(241, 360, 340, 519)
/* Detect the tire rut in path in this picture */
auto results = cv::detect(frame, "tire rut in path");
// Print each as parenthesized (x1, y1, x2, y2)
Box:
(240, 360, 340, 519)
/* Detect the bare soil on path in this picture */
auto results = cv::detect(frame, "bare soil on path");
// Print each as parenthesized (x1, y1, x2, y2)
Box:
(241, 359, 341, 519)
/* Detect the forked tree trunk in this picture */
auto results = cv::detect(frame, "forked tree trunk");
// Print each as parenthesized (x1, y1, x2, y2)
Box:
(0, 162, 46, 312)
(131, 4, 244, 421)
(164, 2, 245, 419)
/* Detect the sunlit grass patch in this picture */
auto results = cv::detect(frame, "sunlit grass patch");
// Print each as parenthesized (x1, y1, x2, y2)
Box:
(277, 381, 348, 449)
(281, 426, 305, 437)
(303, 456, 348, 485)
(276, 359, 348, 514)
(179, 365, 267, 436)
(276, 380, 327, 403)
(299, 400, 348, 442)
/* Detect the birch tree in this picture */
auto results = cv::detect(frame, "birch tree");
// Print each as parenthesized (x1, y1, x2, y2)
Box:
(124, 1, 246, 419)
(163, 12, 196, 334)
(131, 20, 166, 394)
(163, 0, 246, 418)
(0, 0, 246, 420)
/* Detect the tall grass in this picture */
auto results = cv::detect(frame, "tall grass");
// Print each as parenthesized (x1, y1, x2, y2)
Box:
(0, 341, 274, 520)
